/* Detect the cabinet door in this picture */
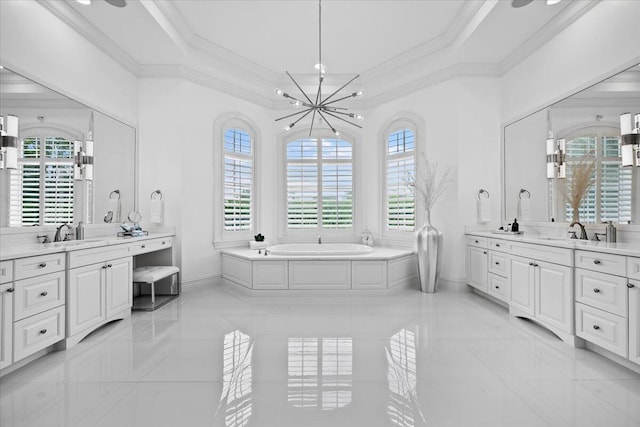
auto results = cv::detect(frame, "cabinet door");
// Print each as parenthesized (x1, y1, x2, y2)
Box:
(68, 263, 106, 336)
(630, 281, 640, 366)
(106, 257, 132, 317)
(510, 256, 534, 316)
(467, 246, 488, 292)
(535, 261, 573, 334)
(0, 283, 13, 370)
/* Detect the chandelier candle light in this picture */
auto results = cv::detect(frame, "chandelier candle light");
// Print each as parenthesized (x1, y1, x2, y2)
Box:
(274, 0, 364, 137)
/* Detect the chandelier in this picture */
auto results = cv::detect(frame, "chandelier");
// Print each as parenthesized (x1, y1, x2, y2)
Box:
(274, 0, 364, 137)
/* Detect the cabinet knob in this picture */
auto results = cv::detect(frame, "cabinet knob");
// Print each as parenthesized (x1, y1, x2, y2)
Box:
(102, 265, 108, 269)
(495, 285, 500, 289)
(39, 263, 47, 268)
(475, 240, 479, 244)
(593, 288, 601, 293)
(40, 291, 48, 297)
(496, 244, 500, 247)
(629, 283, 636, 289)
(162, 241, 166, 245)
(529, 262, 534, 266)
(483, 251, 487, 255)
(593, 325, 600, 330)
(593, 260, 601, 265)
(533, 263, 539, 267)
(40, 329, 47, 335)
(495, 262, 500, 265)
(107, 264, 112, 268)
(6, 288, 14, 293)
(141, 245, 146, 249)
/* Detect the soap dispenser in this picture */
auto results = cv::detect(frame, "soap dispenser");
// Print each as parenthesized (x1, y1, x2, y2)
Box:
(511, 218, 519, 233)
(75, 221, 84, 240)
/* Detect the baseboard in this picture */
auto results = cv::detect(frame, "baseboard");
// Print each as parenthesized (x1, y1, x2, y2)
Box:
(180, 274, 221, 287)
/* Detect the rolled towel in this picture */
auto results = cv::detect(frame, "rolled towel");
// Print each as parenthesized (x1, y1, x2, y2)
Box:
(477, 198, 491, 224)
(107, 198, 121, 223)
(517, 197, 531, 221)
(150, 198, 164, 224)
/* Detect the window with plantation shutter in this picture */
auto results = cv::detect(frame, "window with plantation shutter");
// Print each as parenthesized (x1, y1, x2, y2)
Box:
(563, 128, 632, 223)
(386, 128, 415, 232)
(224, 128, 253, 232)
(286, 137, 353, 230)
(9, 132, 76, 226)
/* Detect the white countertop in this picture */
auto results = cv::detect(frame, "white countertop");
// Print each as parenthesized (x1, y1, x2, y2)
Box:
(222, 246, 414, 261)
(0, 232, 175, 261)
(467, 231, 640, 258)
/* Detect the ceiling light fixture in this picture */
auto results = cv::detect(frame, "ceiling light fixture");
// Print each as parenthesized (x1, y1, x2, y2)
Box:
(105, 0, 127, 7)
(274, 0, 363, 138)
(76, 0, 92, 5)
(546, 0, 562, 5)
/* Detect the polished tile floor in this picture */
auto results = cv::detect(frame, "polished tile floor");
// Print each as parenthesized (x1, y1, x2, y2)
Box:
(1, 283, 639, 427)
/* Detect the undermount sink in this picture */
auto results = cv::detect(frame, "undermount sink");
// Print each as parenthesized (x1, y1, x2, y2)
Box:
(536, 236, 591, 244)
(50, 239, 103, 248)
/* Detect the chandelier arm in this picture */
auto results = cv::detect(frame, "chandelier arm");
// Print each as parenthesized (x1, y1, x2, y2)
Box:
(316, 110, 337, 133)
(289, 108, 315, 127)
(309, 110, 318, 137)
(323, 110, 363, 129)
(320, 74, 360, 105)
(286, 71, 314, 105)
(275, 108, 314, 122)
(322, 92, 360, 107)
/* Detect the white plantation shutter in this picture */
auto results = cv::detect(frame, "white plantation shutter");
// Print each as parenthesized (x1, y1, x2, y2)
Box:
(386, 129, 415, 231)
(9, 133, 75, 226)
(286, 138, 353, 230)
(224, 128, 253, 232)
(564, 131, 632, 223)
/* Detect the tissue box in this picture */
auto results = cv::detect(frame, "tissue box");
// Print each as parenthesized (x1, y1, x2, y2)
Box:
(249, 241, 268, 250)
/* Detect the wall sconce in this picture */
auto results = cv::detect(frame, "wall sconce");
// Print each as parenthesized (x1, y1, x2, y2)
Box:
(75, 111, 95, 181)
(0, 115, 19, 170)
(620, 112, 640, 167)
(546, 138, 566, 178)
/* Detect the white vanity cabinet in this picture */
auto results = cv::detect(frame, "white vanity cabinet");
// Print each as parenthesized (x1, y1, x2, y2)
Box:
(10, 253, 66, 364)
(67, 245, 133, 347)
(487, 239, 511, 303)
(466, 236, 488, 292)
(629, 279, 640, 365)
(0, 281, 14, 370)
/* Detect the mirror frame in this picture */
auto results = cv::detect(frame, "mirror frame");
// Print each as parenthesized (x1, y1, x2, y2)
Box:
(0, 66, 139, 228)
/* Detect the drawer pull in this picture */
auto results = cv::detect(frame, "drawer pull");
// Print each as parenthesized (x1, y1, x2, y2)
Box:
(107, 264, 113, 268)
(39, 263, 47, 268)
(141, 245, 146, 249)
(162, 241, 166, 245)
(593, 260, 601, 265)
(6, 288, 14, 293)
(495, 262, 500, 265)
(529, 262, 534, 266)
(483, 251, 487, 255)
(40, 329, 47, 335)
(593, 288, 601, 293)
(593, 325, 600, 330)
(628, 283, 635, 289)
(495, 285, 500, 289)
(40, 291, 48, 297)
(102, 265, 108, 269)
(495, 244, 500, 247)
(475, 240, 479, 244)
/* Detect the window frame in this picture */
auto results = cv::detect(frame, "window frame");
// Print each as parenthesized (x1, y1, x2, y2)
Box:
(9, 125, 82, 227)
(557, 125, 634, 224)
(280, 129, 357, 240)
(381, 118, 418, 242)
(213, 115, 259, 247)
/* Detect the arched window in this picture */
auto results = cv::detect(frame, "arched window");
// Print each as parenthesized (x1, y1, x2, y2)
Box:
(560, 126, 632, 223)
(223, 126, 254, 232)
(384, 126, 416, 233)
(286, 136, 353, 230)
(10, 128, 78, 226)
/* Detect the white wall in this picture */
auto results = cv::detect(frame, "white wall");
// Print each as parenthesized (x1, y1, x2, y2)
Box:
(0, 0, 137, 125)
(365, 77, 502, 283)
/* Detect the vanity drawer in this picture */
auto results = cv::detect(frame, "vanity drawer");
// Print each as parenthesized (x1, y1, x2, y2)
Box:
(13, 305, 65, 362)
(488, 273, 509, 303)
(575, 268, 628, 317)
(466, 235, 488, 249)
(488, 239, 510, 252)
(628, 257, 640, 281)
(575, 250, 626, 277)
(510, 242, 573, 267)
(576, 302, 628, 358)
(14, 253, 65, 281)
(488, 252, 510, 278)
(0, 260, 13, 284)
(14, 271, 65, 321)
(68, 244, 131, 269)
(129, 237, 173, 256)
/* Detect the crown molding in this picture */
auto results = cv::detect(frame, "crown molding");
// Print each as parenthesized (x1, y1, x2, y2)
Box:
(498, 0, 601, 75)
(35, 0, 139, 75)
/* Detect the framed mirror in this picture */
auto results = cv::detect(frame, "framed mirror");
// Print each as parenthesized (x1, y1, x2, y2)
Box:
(503, 64, 640, 224)
(0, 67, 136, 227)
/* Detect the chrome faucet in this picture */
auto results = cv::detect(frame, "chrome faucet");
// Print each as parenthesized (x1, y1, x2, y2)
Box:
(569, 221, 588, 240)
(318, 235, 322, 244)
(54, 223, 72, 242)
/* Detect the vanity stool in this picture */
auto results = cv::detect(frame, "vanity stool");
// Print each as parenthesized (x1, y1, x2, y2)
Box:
(132, 265, 180, 311)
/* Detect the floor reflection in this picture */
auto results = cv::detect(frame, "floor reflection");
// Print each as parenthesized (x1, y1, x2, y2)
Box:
(386, 328, 424, 426)
(216, 330, 253, 427)
(288, 337, 353, 410)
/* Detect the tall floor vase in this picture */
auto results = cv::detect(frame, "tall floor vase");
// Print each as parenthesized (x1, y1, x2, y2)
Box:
(414, 210, 443, 293)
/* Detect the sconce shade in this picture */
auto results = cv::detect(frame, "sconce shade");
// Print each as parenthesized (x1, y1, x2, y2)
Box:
(546, 138, 566, 178)
(620, 112, 640, 167)
(0, 114, 19, 170)
(74, 140, 94, 180)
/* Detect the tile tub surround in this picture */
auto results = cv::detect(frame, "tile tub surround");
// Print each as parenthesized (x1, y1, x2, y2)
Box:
(0, 283, 638, 427)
